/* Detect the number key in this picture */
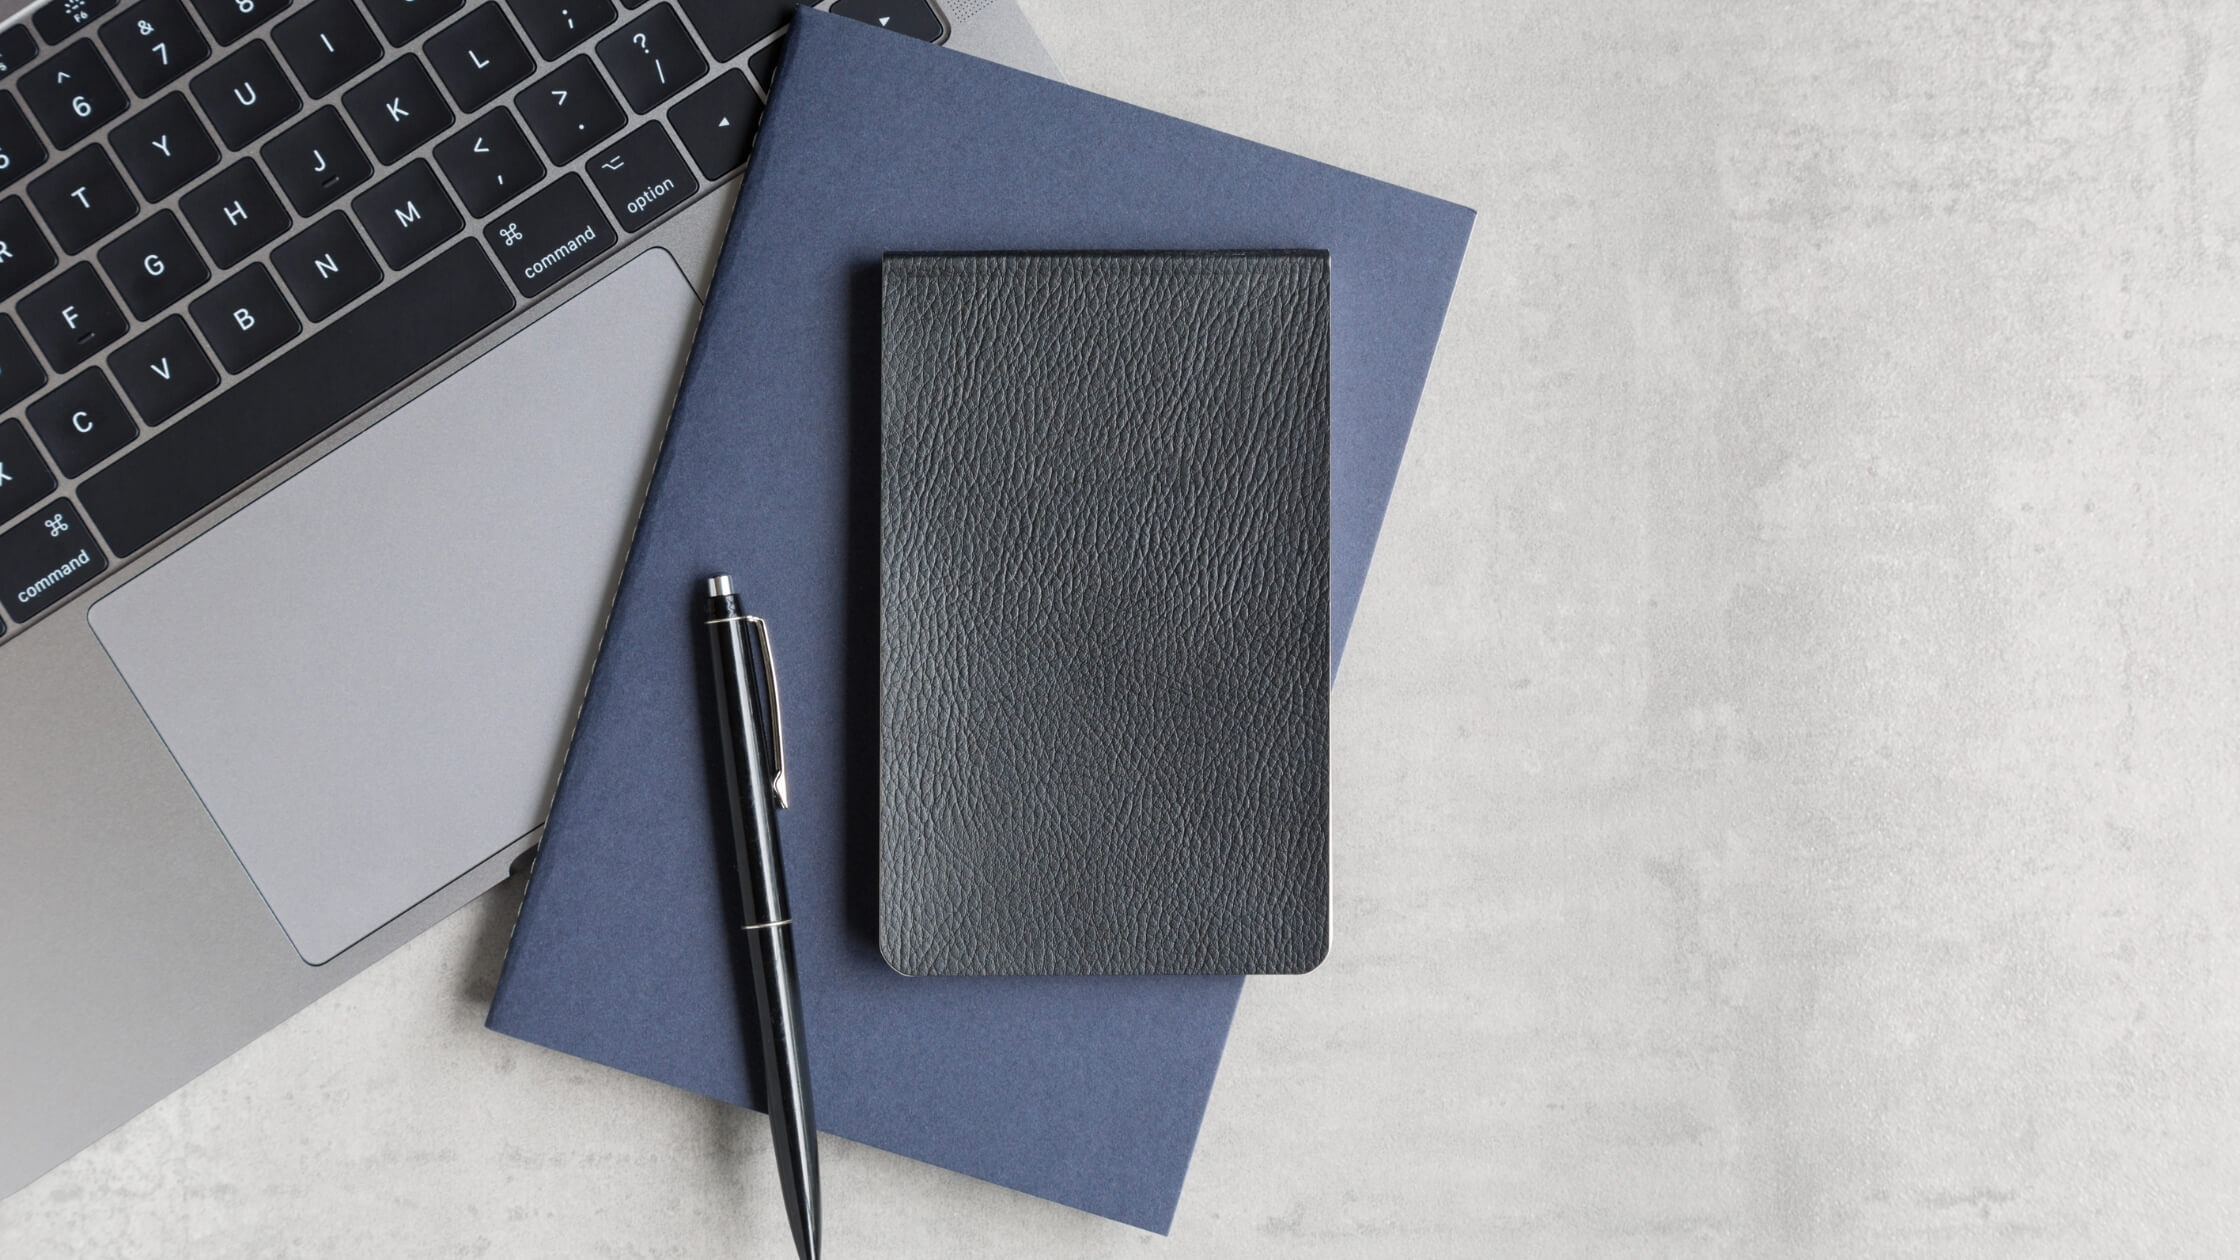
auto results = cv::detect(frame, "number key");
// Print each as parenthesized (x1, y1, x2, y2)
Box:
(0, 26, 38, 79)
(186, 0, 292, 46)
(0, 93, 44, 194)
(595, 4, 703, 113)
(0, 418, 57, 525)
(101, 0, 213, 96)
(20, 42, 129, 151)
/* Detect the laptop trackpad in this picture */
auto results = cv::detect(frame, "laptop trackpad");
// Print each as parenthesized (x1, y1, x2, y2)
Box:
(89, 250, 700, 965)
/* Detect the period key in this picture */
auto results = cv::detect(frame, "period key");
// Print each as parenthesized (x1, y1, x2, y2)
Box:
(482, 172, 610, 297)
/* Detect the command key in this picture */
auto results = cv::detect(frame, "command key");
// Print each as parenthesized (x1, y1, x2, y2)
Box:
(0, 499, 105, 626)
(483, 173, 617, 298)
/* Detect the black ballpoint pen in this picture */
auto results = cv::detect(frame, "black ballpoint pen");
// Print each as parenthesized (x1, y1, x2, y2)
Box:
(703, 575, 820, 1260)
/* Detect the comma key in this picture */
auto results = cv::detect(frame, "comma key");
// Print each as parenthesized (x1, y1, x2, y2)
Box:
(482, 171, 611, 298)
(0, 499, 105, 627)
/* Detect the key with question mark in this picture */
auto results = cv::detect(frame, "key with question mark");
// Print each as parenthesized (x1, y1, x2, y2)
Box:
(596, 8, 707, 112)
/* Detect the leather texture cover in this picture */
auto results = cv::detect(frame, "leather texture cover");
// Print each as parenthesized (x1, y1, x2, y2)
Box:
(487, 9, 1473, 1235)
(879, 252, 1331, 976)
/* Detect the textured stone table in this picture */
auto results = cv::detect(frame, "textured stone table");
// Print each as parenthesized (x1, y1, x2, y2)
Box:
(7, 0, 2239, 1254)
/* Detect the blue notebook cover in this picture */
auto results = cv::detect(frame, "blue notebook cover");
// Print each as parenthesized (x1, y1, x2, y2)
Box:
(487, 8, 1473, 1234)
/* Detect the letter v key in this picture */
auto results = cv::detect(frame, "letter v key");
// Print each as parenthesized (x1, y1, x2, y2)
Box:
(150, 357, 172, 380)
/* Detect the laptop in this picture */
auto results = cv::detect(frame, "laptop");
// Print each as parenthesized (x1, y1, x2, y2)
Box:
(0, 0, 1055, 1199)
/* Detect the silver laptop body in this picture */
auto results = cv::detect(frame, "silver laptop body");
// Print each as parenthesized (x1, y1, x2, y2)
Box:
(0, 0, 1054, 1199)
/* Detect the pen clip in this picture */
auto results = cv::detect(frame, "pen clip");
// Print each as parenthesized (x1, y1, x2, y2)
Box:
(743, 615, 789, 809)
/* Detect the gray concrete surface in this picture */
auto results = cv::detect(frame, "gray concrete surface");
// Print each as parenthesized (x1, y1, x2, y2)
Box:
(8, 0, 2240, 1254)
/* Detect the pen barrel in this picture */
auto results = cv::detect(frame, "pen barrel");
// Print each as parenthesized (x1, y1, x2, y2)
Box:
(707, 592, 791, 926)
(745, 920, 820, 1260)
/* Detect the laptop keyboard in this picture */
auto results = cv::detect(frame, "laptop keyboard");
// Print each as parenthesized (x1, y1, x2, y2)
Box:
(0, 0, 933, 640)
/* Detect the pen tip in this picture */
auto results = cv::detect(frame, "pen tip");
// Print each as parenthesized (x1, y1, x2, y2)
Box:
(707, 575, 734, 598)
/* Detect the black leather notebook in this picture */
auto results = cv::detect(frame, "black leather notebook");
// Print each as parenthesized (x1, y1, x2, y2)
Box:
(878, 252, 1331, 977)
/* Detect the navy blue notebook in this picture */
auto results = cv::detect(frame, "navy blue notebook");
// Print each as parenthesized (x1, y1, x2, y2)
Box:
(487, 9, 1473, 1234)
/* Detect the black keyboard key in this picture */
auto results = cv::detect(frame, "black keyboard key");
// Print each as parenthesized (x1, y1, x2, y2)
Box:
(186, 0, 289, 45)
(359, 0, 458, 45)
(0, 316, 46, 409)
(109, 313, 217, 421)
(676, 0, 785, 60)
(270, 209, 376, 318)
(505, 0, 609, 58)
(20, 42, 128, 150)
(667, 68, 754, 180)
(743, 33, 776, 92)
(97, 209, 205, 317)
(180, 157, 287, 265)
(482, 170, 606, 296)
(272, 0, 381, 99)
(351, 156, 456, 266)
(262, 105, 369, 213)
(0, 419, 56, 523)
(190, 262, 296, 369)
(191, 40, 299, 147)
(0, 93, 44, 193)
(343, 55, 450, 164)
(432, 106, 537, 216)
(101, 0, 211, 95)
(595, 4, 700, 112)
(0, 196, 56, 301)
(514, 55, 617, 163)
(0, 498, 104, 624)
(34, 0, 120, 45)
(82, 239, 512, 554)
(827, 0, 943, 42)
(28, 145, 137, 253)
(27, 368, 136, 475)
(584, 121, 690, 232)
(20, 261, 126, 371)
(425, 3, 531, 113)
(110, 92, 219, 199)
(0, 26, 38, 80)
